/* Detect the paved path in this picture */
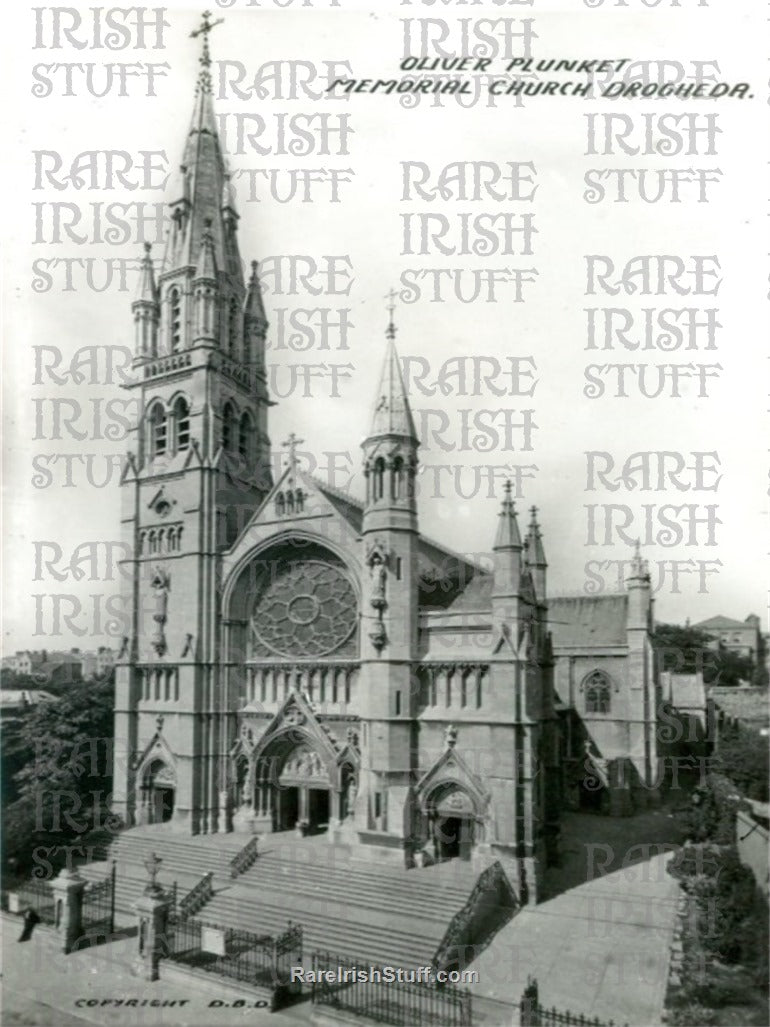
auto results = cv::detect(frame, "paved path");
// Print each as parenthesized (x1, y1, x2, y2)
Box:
(473, 853, 680, 1026)
(1, 914, 312, 1027)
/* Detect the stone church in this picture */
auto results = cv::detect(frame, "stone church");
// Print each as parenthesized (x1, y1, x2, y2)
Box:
(112, 23, 659, 900)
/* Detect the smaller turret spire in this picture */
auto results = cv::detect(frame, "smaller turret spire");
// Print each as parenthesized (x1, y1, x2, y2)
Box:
(494, 481, 523, 550)
(525, 505, 547, 568)
(134, 242, 158, 304)
(194, 218, 218, 281)
(369, 338, 418, 442)
(132, 243, 159, 357)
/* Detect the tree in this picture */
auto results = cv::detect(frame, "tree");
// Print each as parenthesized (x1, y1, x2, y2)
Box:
(714, 726, 770, 802)
(653, 623, 717, 675)
(653, 623, 757, 686)
(2, 672, 117, 873)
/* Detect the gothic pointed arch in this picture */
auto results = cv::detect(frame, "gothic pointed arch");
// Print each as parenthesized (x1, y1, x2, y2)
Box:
(415, 734, 490, 820)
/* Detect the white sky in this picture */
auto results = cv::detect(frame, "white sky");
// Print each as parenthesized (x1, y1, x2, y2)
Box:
(2, 0, 768, 651)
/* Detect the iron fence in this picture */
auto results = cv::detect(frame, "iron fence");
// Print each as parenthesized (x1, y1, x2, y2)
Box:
(80, 863, 115, 938)
(165, 914, 302, 994)
(520, 978, 628, 1027)
(310, 949, 472, 1027)
(15, 879, 56, 925)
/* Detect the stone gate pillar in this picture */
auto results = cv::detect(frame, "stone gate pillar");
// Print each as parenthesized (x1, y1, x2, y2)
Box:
(51, 866, 87, 954)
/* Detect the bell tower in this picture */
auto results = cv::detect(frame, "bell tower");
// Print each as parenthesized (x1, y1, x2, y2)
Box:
(113, 13, 272, 834)
(355, 299, 420, 843)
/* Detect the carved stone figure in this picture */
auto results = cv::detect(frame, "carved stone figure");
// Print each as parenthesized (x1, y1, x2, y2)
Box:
(150, 568, 170, 657)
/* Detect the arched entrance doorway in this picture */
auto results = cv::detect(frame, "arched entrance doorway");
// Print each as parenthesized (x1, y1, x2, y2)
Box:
(141, 759, 176, 824)
(264, 742, 333, 835)
(426, 783, 477, 862)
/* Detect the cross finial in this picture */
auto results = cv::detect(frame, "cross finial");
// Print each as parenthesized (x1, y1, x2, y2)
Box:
(385, 288, 398, 340)
(282, 432, 305, 475)
(190, 10, 224, 89)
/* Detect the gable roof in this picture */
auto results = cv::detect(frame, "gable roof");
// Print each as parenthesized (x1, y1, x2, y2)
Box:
(693, 615, 756, 632)
(548, 594, 629, 648)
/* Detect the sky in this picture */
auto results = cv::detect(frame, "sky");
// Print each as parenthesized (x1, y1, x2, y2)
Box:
(2, 0, 768, 652)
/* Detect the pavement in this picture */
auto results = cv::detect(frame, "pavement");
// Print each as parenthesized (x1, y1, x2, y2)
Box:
(473, 851, 681, 1027)
(0, 914, 313, 1027)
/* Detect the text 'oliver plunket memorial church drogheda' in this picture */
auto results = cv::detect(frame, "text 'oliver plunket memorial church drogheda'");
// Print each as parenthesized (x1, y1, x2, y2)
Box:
(113, 19, 661, 903)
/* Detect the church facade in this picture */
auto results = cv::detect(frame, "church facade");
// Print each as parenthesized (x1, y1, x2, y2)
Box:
(112, 23, 660, 901)
(111, 26, 561, 898)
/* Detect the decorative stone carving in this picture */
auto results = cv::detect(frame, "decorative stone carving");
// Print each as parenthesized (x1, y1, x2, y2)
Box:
(150, 568, 170, 657)
(181, 633, 194, 658)
(369, 620, 387, 653)
(285, 706, 305, 728)
(280, 745, 327, 782)
(250, 560, 356, 659)
(444, 724, 458, 750)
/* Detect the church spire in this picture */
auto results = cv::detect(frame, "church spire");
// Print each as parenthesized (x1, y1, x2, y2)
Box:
(494, 481, 523, 551)
(163, 11, 242, 287)
(525, 505, 547, 600)
(367, 295, 418, 443)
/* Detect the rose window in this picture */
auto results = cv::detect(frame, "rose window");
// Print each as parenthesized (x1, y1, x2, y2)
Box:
(250, 560, 357, 658)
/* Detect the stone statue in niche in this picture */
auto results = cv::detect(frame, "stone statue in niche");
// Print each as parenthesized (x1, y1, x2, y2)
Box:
(369, 552, 387, 612)
(150, 568, 170, 657)
(346, 775, 358, 819)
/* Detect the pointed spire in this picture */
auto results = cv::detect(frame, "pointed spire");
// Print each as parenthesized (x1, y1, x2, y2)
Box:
(494, 481, 523, 550)
(195, 219, 218, 281)
(134, 243, 158, 305)
(525, 505, 547, 567)
(244, 261, 268, 329)
(163, 13, 243, 288)
(369, 339, 418, 442)
(629, 538, 647, 579)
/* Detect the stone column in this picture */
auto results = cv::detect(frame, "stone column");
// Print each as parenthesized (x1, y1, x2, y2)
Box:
(134, 887, 173, 982)
(51, 867, 87, 954)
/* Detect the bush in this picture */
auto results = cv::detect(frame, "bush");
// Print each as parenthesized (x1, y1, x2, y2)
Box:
(687, 774, 751, 845)
(667, 1003, 716, 1026)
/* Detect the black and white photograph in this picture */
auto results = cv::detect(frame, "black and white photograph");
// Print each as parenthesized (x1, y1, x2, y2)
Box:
(1, 2, 768, 1025)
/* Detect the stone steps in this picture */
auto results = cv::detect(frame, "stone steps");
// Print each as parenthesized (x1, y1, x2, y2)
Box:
(81, 827, 487, 969)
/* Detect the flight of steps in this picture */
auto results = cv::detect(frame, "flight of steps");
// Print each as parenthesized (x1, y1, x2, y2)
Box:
(79, 827, 497, 969)
(77, 826, 246, 919)
(198, 836, 486, 968)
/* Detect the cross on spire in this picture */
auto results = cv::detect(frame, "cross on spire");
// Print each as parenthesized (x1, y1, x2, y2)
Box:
(190, 10, 224, 91)
(282, 432, 305, 475)
(385, 287, 398, 340)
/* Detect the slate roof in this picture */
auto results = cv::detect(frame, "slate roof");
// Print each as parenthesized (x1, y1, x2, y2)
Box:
(693, 615, 755, 631)
(548, 595, 629, 648)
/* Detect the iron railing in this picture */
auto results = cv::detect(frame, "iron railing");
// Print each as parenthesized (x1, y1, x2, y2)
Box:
(520, 978, 628, 1027)
(165, 915, 302, 993)
(310, 949, 472, 1027)
(230, 836, 259, 878)
(80, 863, 116, 938)
(177, 871, 213, 920)
(15, 879, 56, 925)
(433, 860, 518, 972)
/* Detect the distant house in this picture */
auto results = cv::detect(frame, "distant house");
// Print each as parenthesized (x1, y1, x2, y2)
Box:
(12, 651, 46, 675)
(81, 647, 115, 679)
(693, 614, 762, 661)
